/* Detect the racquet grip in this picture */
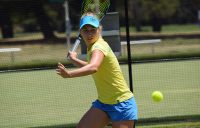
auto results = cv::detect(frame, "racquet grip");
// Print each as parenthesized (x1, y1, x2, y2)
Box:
(67, 37, 81, 59)
(71, 37, 81, 52)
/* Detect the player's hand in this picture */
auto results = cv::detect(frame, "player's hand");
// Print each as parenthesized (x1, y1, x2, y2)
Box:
(68, 51, 77, 60)
(56, 62, 71, 78)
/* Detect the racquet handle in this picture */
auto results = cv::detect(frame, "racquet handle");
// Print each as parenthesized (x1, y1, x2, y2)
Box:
(71, 37, 81, 52)
(67, 36, 81, 59)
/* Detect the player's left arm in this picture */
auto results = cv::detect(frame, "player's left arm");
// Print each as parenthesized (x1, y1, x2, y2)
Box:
(56, 49, 104, 78)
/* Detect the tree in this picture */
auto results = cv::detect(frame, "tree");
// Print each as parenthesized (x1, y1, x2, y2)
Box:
(175, 0, 200, 23)
(29, 1, 56, 39)
(141, 0, 180, 32)
(130, 0, 142, 32)
(0, 0, 55, 39)
(0, 2, 13, 38)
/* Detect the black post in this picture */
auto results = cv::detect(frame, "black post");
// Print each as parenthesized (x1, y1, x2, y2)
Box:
(124, 0, 133, 92)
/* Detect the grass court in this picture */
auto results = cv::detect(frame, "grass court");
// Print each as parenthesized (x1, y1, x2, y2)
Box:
(0, 59, 199, 127)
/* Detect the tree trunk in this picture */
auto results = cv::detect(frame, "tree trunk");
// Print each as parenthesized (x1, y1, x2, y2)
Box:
(0, 3, 14, 38)
(132, 0, 141, 32)
(31, 1, 56, 39)
(151, 16, 162, 32)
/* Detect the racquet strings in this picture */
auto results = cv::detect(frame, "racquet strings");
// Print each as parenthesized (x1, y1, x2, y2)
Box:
(81, 0, 110, 20)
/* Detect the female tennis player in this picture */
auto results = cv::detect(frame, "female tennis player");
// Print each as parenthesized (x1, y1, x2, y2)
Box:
(56, 12, 138, 128)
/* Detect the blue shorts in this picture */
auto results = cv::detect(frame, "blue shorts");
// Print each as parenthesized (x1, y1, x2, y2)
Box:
(92, 97, 138, 121)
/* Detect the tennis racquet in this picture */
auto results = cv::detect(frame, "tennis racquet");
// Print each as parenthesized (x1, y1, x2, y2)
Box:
(67, 0, 110, 59)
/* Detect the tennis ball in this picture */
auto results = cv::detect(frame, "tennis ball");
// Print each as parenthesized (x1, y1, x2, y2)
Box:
(152, 91, 163, 102)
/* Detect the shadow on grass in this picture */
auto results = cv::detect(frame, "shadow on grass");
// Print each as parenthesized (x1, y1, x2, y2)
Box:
(29, 123, 76, 128)
(29, 115, 200, 128)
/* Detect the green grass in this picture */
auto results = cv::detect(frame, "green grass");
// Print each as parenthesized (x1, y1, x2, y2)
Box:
(0, 24, 200, 70)
(104, 121, 200, 128)
(0, 38, 200, 70)
(120, 24, 200, 33)
(137, 122, 200, 128)
(161, 24, 200, 33)
(0, 60, 199, 127)
(0, 23, 200, 127)
(1, 24, 200, 40)
(121, 38, 200, 61)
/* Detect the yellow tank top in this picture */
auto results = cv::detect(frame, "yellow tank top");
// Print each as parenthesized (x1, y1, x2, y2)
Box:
(87, 37, 133, 104)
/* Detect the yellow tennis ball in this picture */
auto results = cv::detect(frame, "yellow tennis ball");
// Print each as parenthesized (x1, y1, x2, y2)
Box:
(152, 91, 163, 102)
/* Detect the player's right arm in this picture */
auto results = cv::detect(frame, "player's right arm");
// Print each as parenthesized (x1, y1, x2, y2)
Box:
(56, 49, 104, 78)
(68, 51, 88, 67)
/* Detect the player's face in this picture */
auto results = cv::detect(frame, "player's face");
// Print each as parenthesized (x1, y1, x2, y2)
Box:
(80, 25, 100, 46)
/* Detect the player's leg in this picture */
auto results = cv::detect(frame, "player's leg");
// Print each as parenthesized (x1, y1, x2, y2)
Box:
(112, 120, 135, 128)
(77, 107, 110, 128)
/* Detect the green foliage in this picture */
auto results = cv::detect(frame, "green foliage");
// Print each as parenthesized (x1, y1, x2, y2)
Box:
(141, 0, 180, 20)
